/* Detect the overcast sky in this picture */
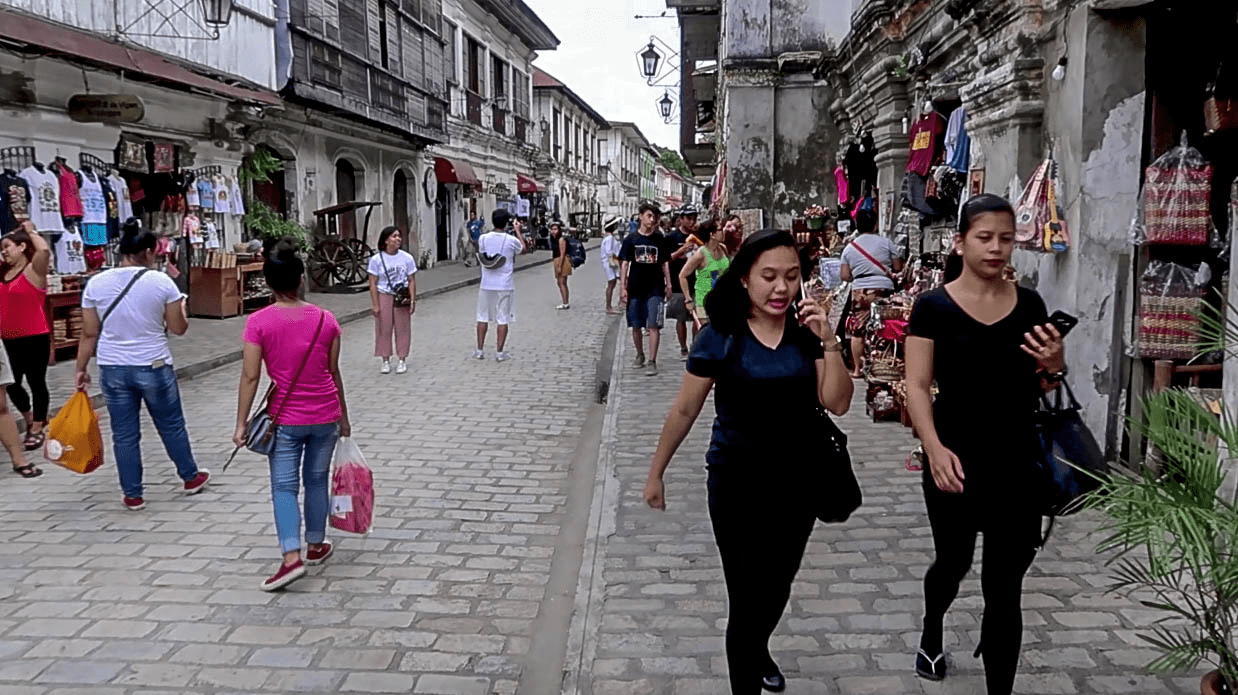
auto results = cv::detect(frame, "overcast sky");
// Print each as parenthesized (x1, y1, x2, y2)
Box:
(523, 0, 681, 150)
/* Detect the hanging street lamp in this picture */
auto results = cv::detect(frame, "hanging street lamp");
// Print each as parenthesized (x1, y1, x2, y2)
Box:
(658, 91, 676, 122)
(201, 0, 236, 27)
(640, 42, 662, 80)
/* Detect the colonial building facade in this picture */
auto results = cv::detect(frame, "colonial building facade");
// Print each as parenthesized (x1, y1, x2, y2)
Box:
(532, 68, 606, 225)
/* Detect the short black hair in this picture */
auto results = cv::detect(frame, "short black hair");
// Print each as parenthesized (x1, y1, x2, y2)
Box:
(118, 217, 157, 256)
(855, 208, 878, 235)
(492, 208, 512, 229)
(638, 202, 661, 217)
(377, 225, 401, 251)
(262, 237, 305, 297)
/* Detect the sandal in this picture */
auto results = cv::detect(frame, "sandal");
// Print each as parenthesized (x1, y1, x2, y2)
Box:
(12, 463, 42, 478)
(23, 431, 44, 451)
(905, 447, 924, 472)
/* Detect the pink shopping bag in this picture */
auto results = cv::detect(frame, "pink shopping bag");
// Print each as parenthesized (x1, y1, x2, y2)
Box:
(329, 437, 374, 534)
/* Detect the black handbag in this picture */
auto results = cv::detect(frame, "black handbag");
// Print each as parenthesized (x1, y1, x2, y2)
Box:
(816, 413, 862, 523)
(379, 252, 412, 307)
(1034, 380, 1107, 518)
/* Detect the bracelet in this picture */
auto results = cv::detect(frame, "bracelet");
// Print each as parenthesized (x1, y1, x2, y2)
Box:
(823, 341, 843, 352)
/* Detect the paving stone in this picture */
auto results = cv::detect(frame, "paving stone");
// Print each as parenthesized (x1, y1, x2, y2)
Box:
(412, 674, 491, 695)
(33, 660, 124, 684)
(340, 672, 418, 693)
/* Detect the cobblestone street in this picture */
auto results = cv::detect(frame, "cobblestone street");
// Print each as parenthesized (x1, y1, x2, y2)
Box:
(0, 259, 613, 695)
(570, 334, 1199, 695)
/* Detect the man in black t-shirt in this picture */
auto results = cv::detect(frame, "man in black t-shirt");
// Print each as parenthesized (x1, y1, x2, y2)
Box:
(664, 204, 700, 360)
(619, 202, 671, 376)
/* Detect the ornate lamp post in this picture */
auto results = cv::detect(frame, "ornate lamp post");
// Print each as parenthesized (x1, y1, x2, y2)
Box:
(201, 0, 235, 27)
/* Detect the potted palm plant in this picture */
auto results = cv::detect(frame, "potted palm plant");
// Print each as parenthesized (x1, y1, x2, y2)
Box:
(1085, 306, 1238, 695)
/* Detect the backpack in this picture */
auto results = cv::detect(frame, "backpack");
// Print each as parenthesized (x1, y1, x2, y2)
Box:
(567, 237, 586, 268)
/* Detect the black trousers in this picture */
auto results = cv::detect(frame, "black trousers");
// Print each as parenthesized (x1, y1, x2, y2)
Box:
(4, 334, 50, 423)
(921, 472, 1039, 695)
(707, 468, 816, 695)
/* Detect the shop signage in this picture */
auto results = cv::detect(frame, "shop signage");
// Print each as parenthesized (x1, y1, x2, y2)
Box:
(67, 94, 145, 124)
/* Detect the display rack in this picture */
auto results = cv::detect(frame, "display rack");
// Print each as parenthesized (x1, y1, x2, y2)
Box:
(79, 152, 112, 172)
(0, 146, 35, 171)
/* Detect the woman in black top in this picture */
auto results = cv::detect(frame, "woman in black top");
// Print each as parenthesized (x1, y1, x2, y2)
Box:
(904, 195, 1066, 694)
(643, 230, 854, 694)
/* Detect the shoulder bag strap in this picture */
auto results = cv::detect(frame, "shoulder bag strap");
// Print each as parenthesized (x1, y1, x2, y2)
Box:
(100, 268, 152, 326)
(378, 251, 397, 290)
(268, 310, 327, 424)
(848, 241, 895, 281)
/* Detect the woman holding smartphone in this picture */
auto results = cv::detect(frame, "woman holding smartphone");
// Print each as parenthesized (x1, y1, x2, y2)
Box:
(904, 194, 1065, 694)
(644, 230, 853, 694)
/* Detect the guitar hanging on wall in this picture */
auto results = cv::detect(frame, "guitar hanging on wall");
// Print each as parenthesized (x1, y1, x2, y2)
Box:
(1044, 160, 1068, 253)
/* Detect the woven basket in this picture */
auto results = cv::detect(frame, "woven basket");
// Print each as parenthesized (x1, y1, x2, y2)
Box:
(1138, 294, 1202, 359)
(1143, 164, 1212, 245)
(868, 355, 905, 383)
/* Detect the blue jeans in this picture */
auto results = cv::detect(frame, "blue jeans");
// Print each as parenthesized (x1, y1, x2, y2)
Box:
(99, 365, 200, 499)
(269, 423, 339, 554)
(626, 295, 666, 329)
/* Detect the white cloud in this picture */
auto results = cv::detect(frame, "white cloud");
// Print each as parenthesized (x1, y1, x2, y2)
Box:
(523, 0, 682, 150)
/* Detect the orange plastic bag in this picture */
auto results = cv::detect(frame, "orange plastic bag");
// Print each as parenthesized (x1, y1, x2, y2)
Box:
(43, 392, 104, 474)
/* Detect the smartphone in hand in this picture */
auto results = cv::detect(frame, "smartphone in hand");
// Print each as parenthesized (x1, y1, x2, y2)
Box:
(1048, 310, 1078, 338)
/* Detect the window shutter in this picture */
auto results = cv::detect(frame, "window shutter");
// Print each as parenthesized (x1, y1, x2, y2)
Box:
(385, 5, 401, 75)
(424, 37, 444, 97)
(366, 0, 382, 63)
(322, 0, 340, 42)
(339, 0, 365, 54)
(402, 22, 424, 87)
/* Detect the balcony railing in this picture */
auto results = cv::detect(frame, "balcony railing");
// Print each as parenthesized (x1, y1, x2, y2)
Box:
(492, 106, 507, 136)
(466, 91, 482, 127)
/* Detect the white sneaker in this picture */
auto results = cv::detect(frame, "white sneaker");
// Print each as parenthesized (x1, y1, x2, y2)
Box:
(396, 359, 408, 374)
(380, 359, 391, 374)
(472, 349, 485, 360)
(495, 352, 511, 362)
(555, 304, 570, 310)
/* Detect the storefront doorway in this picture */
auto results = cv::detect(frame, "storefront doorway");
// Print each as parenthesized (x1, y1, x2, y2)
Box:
(436, 183, 450, 261)
(335, 159, 357, 239)
(394, 169, 410, 251)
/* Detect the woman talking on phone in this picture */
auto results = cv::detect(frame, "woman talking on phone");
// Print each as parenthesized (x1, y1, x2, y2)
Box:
(643, 230, 853, 694)
(904, 194, 1066, 694)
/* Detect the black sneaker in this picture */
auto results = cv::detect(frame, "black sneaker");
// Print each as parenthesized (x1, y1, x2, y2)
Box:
(915, 649, 946, 681)
(761, 668, 786, 692)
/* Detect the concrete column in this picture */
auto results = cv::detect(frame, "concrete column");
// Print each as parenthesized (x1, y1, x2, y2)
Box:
(863, 69, 911, 230)
(722, 81, 776, 217)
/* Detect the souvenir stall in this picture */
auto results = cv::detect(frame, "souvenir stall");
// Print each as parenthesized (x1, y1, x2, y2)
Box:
(1123, 4, 1237, 457)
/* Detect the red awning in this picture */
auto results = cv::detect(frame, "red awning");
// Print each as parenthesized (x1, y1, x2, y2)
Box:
(516, 174, 544, 194)
(434, 157, 481, 186)
(0, 9, 280, 106)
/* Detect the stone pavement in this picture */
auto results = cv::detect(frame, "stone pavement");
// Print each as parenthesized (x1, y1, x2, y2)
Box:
(0, 255, 616, 693)
(567, 334, 1199, 695)
(37, 244, 589, 420)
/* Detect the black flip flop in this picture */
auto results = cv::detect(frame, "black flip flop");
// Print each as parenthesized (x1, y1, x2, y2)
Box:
(12, 464, 42, 478)
(23, 431, 44, 452)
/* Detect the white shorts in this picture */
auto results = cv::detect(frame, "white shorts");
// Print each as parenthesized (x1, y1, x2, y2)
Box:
(477, 289, 514, 325)
(603, 262, 619, 282)
(0, 343, 12, 387)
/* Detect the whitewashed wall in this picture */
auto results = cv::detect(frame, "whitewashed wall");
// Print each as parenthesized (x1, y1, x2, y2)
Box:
(0, 0, 277, 89)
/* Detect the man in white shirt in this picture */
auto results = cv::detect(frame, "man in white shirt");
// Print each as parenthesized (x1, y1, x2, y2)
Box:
(474, 209, 524, 362)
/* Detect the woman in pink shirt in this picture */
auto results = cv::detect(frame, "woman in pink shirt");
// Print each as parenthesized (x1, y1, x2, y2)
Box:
(234, 238, 351, 592)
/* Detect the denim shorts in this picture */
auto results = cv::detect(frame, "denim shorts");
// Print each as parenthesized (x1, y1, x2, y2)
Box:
(627, 295, 665, 329)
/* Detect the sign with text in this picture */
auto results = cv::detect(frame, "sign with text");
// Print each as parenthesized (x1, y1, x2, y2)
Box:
(67, 94, 145, 124)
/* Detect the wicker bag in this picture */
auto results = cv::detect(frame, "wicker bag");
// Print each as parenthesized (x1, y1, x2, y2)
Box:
(1137, 261, 1205, 360)
(1141, 135, 1213, 246)
(868, 347, 905, 383)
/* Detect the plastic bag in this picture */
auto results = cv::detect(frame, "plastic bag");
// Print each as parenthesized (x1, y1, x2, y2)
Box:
(329, 437, 374, 534)
(1131, 133, 1214, 246)
(1137, 260, 1209, 360)
(1013, 158, 1069, 253)
(43, 392, 104, 474)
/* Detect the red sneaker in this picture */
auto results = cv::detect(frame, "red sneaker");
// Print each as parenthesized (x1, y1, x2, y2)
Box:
(305, 543, 334, 566)
(183, 469, 211, 495)
(260, 561, 306, 592)
(122, 496, 145, 511)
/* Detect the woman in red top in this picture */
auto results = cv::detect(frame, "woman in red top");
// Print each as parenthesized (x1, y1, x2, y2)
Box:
(0, 222, 53, 450)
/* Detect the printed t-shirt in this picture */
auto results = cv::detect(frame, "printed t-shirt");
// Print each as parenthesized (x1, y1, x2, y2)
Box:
(243, 305, 343, 426)
(665, 230, 692, 295)
(78, 170, 107, 225)
(57, 165, 83, 218)
(367, 250, 419, 295)
(55, 229, 87, 274)
(20, 167, 64, 233)
(840, 234, 901, 290)
(81, 267, 182, 366)
(108, 174, 133, 221)
(0, 172, 31, 233)
(619, 230, 669, 300)
(906, 112, 947, 176)
(687, 319, 825, 467)
(477, 231, 524, 292)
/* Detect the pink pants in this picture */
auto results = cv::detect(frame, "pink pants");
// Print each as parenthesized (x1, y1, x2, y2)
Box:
(374, 293, 411, 359)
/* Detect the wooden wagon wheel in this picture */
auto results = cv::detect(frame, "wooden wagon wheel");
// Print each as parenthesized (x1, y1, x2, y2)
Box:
(307, 238, 355, 288)
(342, 238, 373, 286)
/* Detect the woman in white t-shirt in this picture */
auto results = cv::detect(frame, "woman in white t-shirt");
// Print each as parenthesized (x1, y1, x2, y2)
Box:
(367, 226, 417, 375)
(600, 220, 622, 314)
(76, 218, 210, 510)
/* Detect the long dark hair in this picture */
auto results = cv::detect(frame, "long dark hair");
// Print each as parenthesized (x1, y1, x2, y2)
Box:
(958, 193, 1015, 237)
(1, 227, 36, 273)
(262, 236, 305, 298)
(118, 217, 157, 256)
(377, 225, 401, 253)
(704, 229, 797, 335)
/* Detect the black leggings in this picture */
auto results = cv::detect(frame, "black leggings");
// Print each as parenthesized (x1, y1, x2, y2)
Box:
(4, 334, 50, 423)
(921, 472, 1039, 695)
(707, 468, 816, 695)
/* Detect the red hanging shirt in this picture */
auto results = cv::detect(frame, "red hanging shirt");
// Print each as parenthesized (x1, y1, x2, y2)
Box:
(906, 112, 947, 176)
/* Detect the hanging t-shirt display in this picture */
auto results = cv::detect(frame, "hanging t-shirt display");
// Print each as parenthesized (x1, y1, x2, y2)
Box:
(102, 177, 120, 240)
(203, 220, 220, 249)
(230, 178, 245, 215)
(108, 174, 133, 221)
(118, 137, 147, 172)
(906, 112, 947, 176)
(196, 177, 215, 211)
(78, 170, 106, 225)
(213, 174, 230, 213)
(56, 163, 84, 218)
(185, 176, 200, 207)
(0, 171, 32, 234)
(152, 143, 175, 173)
(20, 166, 64, 233)
(55, 228, 87, 274)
